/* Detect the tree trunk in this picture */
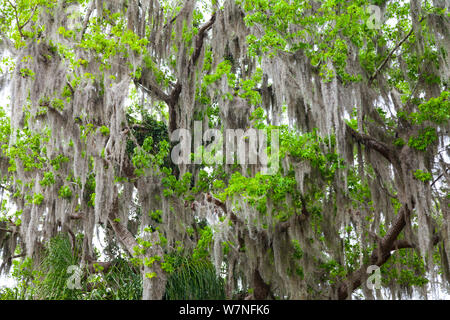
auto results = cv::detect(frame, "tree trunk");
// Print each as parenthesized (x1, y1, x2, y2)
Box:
(108, 199, 167, 300)
(253, 269, 270, 300)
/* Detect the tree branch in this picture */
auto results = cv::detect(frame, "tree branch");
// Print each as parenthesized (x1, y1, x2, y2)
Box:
(206, 193, 227, 213)
(19, 5, 38, 31)
(137, 13, 216, 133)
(7, 0, 24, 38)
(135, 77, 172, 106)
(191, 13, 216, 66)
(85, 257, 113, 274)
(431, 168, 448, 188)
(79, 1, 95, 41)
(70, 212, 84, 220)
(346, 124, 399, 167)
(108, 199, 138, 256)
(337, 204, 412, 299)
(369, 17, 424, 84)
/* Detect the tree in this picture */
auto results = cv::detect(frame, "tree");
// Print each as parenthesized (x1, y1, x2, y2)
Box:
(0, 0, 448, 300)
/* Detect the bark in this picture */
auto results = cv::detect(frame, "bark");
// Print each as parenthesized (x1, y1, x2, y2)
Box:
(253, 269, 270, 300)
(136, 13, 216, 133)
(337, 204, 411, 299)
(108, 198, 167, 300)
(346, 124, 400, 169)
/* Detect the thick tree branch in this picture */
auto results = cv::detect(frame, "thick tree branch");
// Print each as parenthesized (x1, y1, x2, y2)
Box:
(108, 199, 139, 256)
(252, 268, 271, 300)
(85, 253, 113, 274)
(337, 204, 411, 299)
(389, 236, 439, 251)
(168, 82, 182, 132)
(191, 13, 216, 66)
(205, 193, 244, 226)
(346, 124, 399, 167)
(135, 77, 172, 106)
(206, 193, 227, 213)
(107, 196, 167, 300)
(391, 239, 415, 250)
(137, 13, 216, 133)
(70, 212, 84, 220)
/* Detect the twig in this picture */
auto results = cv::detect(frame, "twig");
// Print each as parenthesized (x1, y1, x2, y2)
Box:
(79, 1, 95, 41)
(431, 168, 448, 188)
(20, 5, 38, 31)
(8, 1, 23, 38)
(6, 0, 35, 39)
(369, 17, 425, 84)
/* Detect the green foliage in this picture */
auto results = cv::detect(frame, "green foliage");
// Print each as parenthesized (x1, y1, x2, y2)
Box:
(40, 171, 55, 187)
(34, 234, 82, 300)
(0, 257, 37, 300)
(19, 67, 35, 79)
(193, 226, 214, 260)
(239, 0, 374, 82)
(410, 91, 450, 125)
(408, 127, 438, 151)
(32, 192, 44, 205)
(164, 254, 225, 300)
(125, 110, 174, 177)
(413, 169, 432, 183)
(83, 172, 96, 207)
(161, 171, 193, 199)
(223, 125, 342, 230)
(149, 209, 163, 223)
(0, 107, 11, 144)
(280, 127, 341, 180)
(291, 239, 304, 260)
(0, 0, 448, 301)
(249, 107, 266, 129)
(99, 125, 110, 137)
(393, 138, 406, 147)
(0, 233, 226, 300)
(319, 259, 347, 285)
(58, 185, 73, 199)
(99, 258, 142, 300)
(347, 168, 373, 209)
(381, 249, 429, 287)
